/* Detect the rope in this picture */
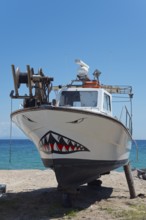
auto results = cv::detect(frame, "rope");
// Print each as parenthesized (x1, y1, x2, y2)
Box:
(9, 98, 13, 163)
(133, 139, 139, 162)
(127, 132, 139, 168)
(129, 138, 139, 168)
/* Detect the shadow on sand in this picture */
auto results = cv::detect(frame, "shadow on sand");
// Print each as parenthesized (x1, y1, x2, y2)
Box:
(0, 185, 113, 220)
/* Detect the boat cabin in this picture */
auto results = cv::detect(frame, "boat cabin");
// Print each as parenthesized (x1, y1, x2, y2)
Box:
(57, 87, 112, 116)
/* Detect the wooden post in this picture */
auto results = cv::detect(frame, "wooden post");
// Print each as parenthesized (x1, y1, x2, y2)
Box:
(123, 162, 136, 199)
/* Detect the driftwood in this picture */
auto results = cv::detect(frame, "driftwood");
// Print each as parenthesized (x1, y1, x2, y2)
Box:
(0, 184, 6, 196)
(137, 169, 146, 180)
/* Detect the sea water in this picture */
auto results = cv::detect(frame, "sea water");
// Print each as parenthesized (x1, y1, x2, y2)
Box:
(0, 139, 44, 170)
(0, 139, 145, 170)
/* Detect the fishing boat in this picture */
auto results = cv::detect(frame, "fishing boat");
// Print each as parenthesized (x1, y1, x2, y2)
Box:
(10, 59, 133, 198)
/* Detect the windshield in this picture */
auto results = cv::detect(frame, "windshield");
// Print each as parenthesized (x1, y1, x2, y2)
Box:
(59, 91, 98, 107)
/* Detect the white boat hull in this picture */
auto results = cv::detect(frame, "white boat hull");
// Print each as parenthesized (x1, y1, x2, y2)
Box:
(12, 106, 132, 190)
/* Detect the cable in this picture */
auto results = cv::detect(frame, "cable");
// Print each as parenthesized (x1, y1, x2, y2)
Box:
(9, 98, 13, 163)
(132, 139, 139, 162)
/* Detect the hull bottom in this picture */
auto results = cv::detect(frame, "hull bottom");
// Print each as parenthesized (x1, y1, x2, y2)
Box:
(42, 158, 128, 191)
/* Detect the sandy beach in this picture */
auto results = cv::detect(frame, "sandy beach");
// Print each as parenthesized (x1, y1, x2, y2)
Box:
(0, 169, 146, 220)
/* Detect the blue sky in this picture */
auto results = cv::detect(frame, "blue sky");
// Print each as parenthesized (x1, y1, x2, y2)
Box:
(0, 0, 146, 139)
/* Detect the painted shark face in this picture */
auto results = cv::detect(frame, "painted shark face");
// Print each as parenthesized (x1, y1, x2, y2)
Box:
(39, 131, 90, 154)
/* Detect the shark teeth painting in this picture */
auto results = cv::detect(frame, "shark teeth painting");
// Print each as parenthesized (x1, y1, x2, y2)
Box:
(39, 131, 90, 154)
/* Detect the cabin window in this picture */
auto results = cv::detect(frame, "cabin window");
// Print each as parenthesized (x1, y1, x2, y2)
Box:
(59, 91, 98, 107)
(103, 93, 111, 111)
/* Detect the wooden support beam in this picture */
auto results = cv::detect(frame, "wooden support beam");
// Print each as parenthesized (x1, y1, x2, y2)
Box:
(123, 162, 136, 199)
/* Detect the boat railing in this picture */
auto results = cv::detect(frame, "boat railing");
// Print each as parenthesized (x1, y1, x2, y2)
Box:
(120, 105, 132, 135)
(101, 85, 133, 95)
